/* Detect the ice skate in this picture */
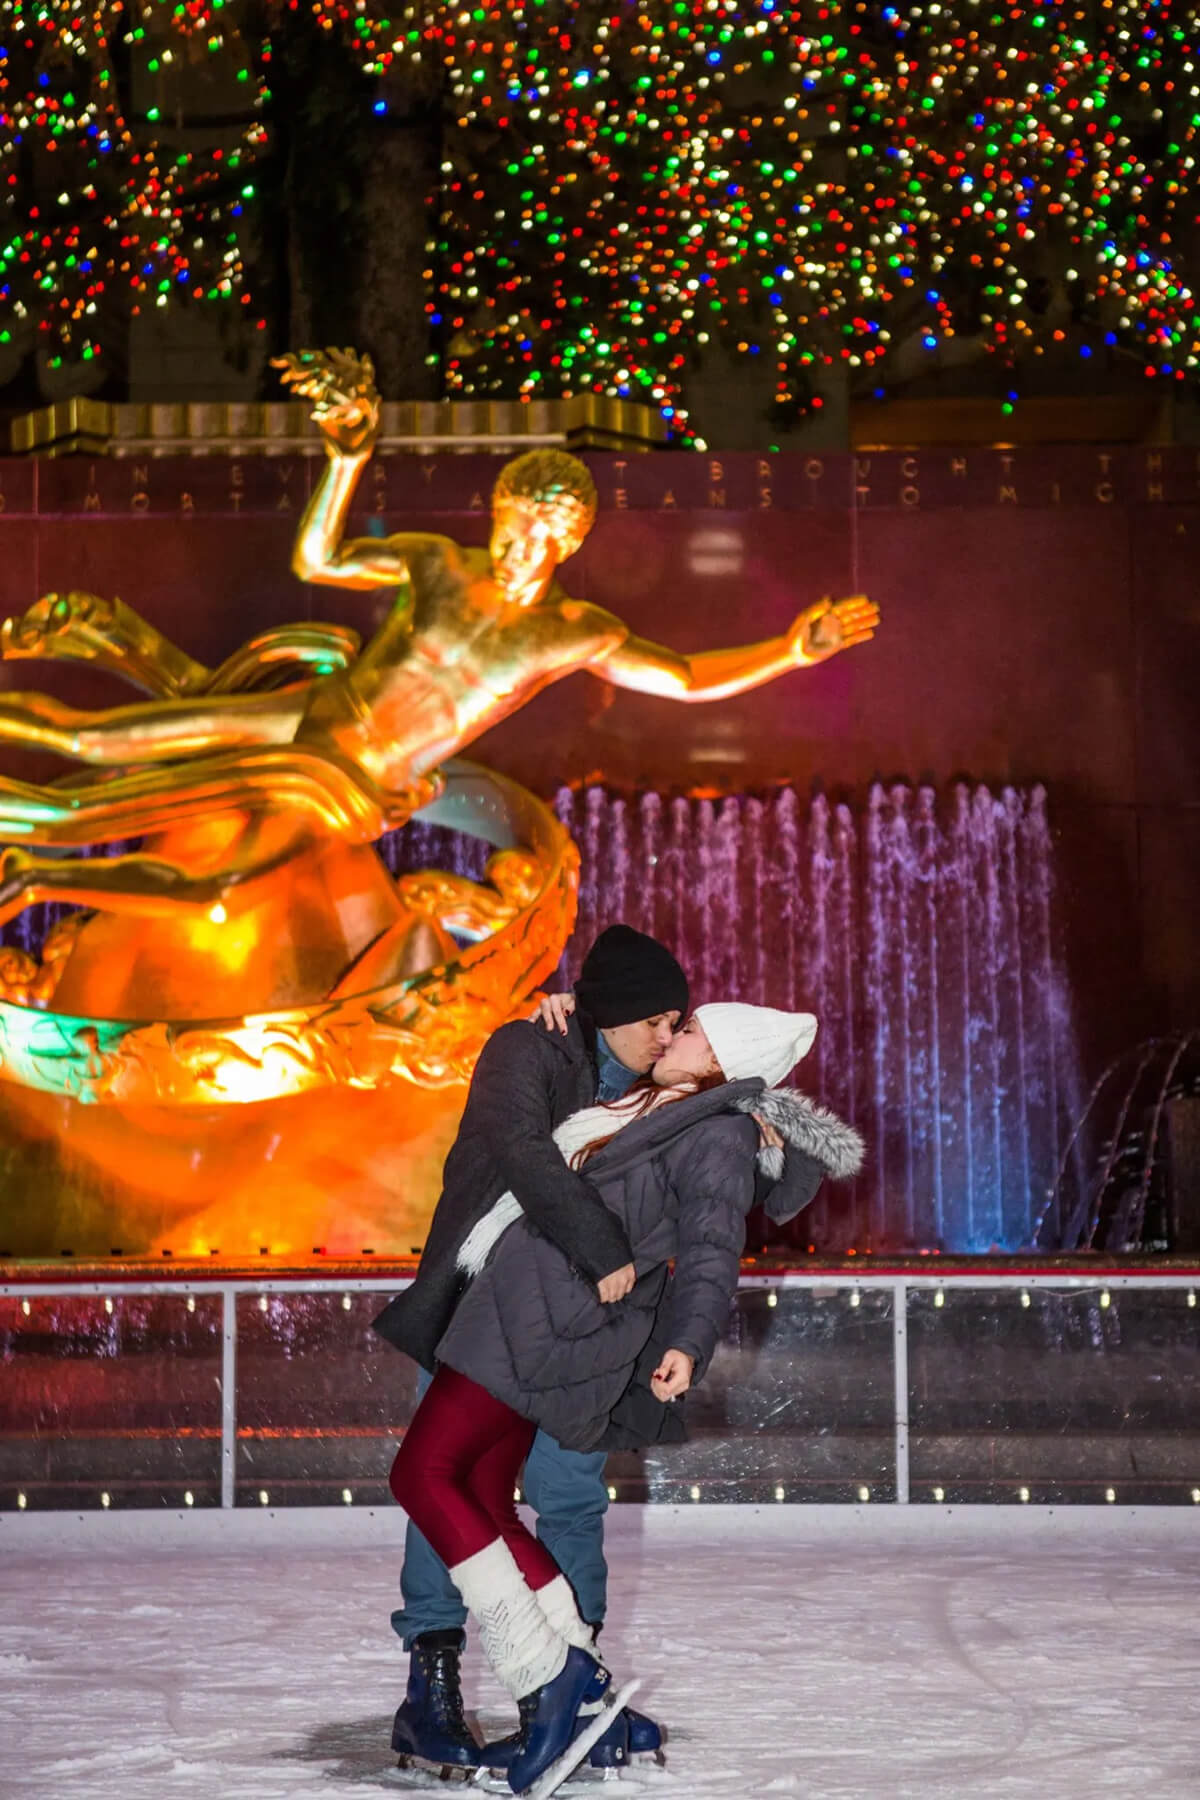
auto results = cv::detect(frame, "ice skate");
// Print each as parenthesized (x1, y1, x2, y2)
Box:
(391, 1628, 483, 1783)
(493, 1648, 640, 1798)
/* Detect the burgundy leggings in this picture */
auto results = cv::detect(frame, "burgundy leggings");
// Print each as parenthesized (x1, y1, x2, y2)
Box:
(389, 1365, 562, 1591)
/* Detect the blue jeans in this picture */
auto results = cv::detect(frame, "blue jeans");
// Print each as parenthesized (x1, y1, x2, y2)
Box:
(391, 1367, 610, 1649)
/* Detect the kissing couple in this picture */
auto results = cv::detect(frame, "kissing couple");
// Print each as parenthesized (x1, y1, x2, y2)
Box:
(374, 924, 863, 1797)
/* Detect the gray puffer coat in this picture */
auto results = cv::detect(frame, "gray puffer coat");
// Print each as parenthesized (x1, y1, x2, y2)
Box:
(434, 1080, 863, 1453)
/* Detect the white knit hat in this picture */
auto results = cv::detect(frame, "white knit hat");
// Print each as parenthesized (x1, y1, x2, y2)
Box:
(694, 1003, 818, 1089)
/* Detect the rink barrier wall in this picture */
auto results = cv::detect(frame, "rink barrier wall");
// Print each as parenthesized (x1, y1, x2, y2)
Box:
(4, 1271, 1200, 1510)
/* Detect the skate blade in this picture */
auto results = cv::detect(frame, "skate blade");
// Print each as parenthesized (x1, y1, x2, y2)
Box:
(391, 1752, 485, 1786)
(518, 1680, 641, 1800)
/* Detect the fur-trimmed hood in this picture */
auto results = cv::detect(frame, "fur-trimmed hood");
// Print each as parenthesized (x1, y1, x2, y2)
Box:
(735, 1086, 866, 1184)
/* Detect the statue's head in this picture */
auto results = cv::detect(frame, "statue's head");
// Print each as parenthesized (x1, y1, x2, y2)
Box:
(490, 450, 598, 601)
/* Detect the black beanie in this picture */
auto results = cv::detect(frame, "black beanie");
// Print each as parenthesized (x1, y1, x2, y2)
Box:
(574, 924, 689, 1028)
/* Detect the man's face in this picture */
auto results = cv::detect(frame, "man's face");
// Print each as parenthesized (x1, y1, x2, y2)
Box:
(489, 498, 562, 602)
(601, 1012, 681, 1074)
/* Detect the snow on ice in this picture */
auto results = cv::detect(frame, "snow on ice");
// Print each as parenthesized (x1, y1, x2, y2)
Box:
(3, 1505, 1199, 1799)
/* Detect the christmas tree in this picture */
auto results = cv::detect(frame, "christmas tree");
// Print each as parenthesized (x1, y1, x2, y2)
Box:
(2, 1, 1196, 434)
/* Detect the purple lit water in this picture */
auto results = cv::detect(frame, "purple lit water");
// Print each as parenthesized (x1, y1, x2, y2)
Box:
(555, 782, 1081, 1254)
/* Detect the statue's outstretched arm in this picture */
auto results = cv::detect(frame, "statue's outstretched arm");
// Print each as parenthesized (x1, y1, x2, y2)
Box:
(2, 591, 361, 699)
(276, 348, 410, 592)
(592, 594, 879, 703)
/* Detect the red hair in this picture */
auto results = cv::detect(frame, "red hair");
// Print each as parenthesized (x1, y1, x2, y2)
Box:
(568, 1070, 727, 1169)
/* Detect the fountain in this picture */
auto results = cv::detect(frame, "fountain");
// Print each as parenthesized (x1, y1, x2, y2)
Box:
(555, 780, 1083, 1253)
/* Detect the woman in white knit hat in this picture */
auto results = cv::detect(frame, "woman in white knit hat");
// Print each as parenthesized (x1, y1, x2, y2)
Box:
(387, 1004, 862, 1797)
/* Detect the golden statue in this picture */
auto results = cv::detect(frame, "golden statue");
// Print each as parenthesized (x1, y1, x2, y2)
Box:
(0, 349, 875, 944)
(0, 347, 876, 1254)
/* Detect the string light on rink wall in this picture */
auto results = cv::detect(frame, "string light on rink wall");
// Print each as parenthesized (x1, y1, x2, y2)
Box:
(1, 2, 1197, 426)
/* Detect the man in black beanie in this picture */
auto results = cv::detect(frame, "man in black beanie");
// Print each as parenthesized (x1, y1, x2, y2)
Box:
(374, 924, 688, 1776)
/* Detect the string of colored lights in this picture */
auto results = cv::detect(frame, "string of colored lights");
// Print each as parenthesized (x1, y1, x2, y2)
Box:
(1, 2, 1196, 428)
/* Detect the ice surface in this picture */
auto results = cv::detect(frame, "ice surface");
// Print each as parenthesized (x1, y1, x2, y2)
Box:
(3, 1505, 1200, 1799)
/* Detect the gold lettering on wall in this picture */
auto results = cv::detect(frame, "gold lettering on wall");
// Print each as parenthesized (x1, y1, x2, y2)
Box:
(997, 485, 1018, 505)
(950, 456, 968, 477)
(229, 492, 243, 512)
(757, 485, 773, 510)
(469, 492, 485, 510)
(1097, 453, 1112, 475)
(708, 487, 726, 508)
(1147, 481, 1164, 503)
(1095, 481, 1114, 504)
(804, 458, 825, 482)
(1049, 482, 1061, 506)
(180, 492, 194, 514)
(998, 454, 1015, 475)
(708, 458, 724, 485)
(83, 491, 101, 512)
(855, 484, 871, 507)
(659, 489, 677, 510)
(130, 491, 150, 513)
(901, 456, 920, 481)
(1146, 452, 1163, 474)
(230, 463, 244, 489)
(614, 489, 629, 509)
(900, 486, 920, 509)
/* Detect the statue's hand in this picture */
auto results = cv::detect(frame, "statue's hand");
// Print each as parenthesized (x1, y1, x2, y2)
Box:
(788, 593, 879, 666)
(272, 347, 381, 455)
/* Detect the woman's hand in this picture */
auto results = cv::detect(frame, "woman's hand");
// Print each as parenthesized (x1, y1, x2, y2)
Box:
(597, 1262, 636, 1304)
(529, 991, 576, 1034)
(650, 1348, 695, 1402)
(752, 1111, 784, 1152)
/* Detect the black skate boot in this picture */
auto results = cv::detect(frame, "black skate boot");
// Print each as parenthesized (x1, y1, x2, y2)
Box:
(391, 1627, 482, 1780)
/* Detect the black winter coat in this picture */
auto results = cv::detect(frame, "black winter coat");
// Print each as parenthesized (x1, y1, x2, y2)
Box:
(434, 1080, 862, 1453)
(373, 1012, 623, 1369)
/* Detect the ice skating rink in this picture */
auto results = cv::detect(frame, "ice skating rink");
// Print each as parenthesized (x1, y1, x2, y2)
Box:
(4, 1504, 1199, 1799)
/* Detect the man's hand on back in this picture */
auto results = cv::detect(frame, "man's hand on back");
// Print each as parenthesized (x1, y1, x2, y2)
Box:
(597, 1262, 636, 1303)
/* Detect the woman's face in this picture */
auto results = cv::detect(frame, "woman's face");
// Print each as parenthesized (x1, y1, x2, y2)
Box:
(652, 1015, 722, 1087)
